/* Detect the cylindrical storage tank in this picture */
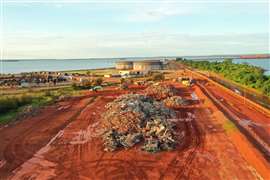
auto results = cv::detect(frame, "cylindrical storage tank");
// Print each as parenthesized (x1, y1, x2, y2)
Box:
(133, 60, 163, 71)
(115, 61, 133, 70)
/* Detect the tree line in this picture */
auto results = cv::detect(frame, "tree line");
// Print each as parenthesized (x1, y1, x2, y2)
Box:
(178, 58, 270, 97)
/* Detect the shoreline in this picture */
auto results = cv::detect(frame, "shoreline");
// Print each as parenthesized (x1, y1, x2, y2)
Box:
(0, 67, 115, 76)
(1, 57, 269, 75)
(60, 67, 115, 73)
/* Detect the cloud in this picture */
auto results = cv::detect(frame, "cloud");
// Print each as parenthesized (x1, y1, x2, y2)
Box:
(126, 2, 204, 22)
(123, 0, 269, 22)
(3, 32, 269, 59)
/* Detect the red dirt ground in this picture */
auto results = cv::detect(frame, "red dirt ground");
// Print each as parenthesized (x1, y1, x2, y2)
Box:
(0, 83, 268, 179)
(194, 84, 270, 179)
(203, 81, 270, 145)
(0, 96, 92, 177)
(171, 61, 270, 153)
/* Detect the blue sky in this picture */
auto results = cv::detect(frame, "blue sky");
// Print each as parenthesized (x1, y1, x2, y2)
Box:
(1, 0, 269, 59)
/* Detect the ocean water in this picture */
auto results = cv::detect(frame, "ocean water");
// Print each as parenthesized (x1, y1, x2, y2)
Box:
(233, 58, 270, 75)
(1, 58, 269, 75)
(0, 59, 117, 74)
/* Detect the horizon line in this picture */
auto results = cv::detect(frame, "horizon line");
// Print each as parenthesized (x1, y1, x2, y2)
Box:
(1, 53, 270, 60)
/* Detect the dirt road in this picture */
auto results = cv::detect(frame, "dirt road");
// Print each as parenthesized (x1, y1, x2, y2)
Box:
(203, 81, 270, 144)
(171, 61, 270, 149)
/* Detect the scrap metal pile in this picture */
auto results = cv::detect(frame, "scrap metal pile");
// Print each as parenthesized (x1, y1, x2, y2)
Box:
(145, 84, 177, 100)
(163, 96, 189, 108)
(101, 94, 177, 152)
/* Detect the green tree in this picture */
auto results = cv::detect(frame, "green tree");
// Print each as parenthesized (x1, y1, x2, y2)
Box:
(180, 59, 270, 97)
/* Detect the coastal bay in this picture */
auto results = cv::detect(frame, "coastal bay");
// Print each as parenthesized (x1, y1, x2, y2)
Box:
(1, 58, 269, 75)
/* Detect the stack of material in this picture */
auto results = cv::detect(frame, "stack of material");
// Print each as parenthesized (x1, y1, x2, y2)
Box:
(101, 94, 177, 152)
(103, 130, 143, 151)
(163, 96, 189, 108)
(142, 118, 176, 152)
(144, 84, 177, 100)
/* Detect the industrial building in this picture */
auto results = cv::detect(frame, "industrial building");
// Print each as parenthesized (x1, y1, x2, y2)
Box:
(115, 61, 133, 70)
(115, 60, 163, 78)
(133, 60, 163, 71)
(116, 60, 163, 70)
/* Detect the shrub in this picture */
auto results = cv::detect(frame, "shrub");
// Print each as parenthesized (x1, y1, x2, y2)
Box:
(93, 78, 103, 86)
(0, 97, 18, 114)
(72, 83, 78, 90)
(120, 78, 125, 84)
(152, 73, 165, 81)
(17, 95, 33, 106)
(79, 79, 92, 89)
(0, 94, 33, 114)
(44, 90, 52, 97)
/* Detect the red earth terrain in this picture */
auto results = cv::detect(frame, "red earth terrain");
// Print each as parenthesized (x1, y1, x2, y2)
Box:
(0, 83, 269, 179)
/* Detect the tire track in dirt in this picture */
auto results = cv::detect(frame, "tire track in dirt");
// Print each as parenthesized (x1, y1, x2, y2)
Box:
(83, 87, 205, 180)
(0, 96, 96, 178)
(159, 108, 204, 180)
(48, 93, 155, 180)
(40, 94, 128, 179)
(78, 109, 149, 179)
(198, 81, 270, 161)
(183, 108, 205, 179)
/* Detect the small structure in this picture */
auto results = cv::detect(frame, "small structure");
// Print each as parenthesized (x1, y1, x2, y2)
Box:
(104, 74, 121, 78)
(119, 70, 147, 78)
(115, 61, 133, 70)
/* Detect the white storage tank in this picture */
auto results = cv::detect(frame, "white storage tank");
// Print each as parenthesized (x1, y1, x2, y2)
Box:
(133, 60, 163, 71)
(115, 61, 133, 70)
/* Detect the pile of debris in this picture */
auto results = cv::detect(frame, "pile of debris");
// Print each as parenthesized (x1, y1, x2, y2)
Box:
(145, 84, 177, 100)
(101, 94, 177, 152)
(163, 96, 189, 108)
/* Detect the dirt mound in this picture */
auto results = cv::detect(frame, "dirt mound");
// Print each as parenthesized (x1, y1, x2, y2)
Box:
(101, 94, 177, 152)
(145, 84, 177, 100)
(163, 96, 189, 108)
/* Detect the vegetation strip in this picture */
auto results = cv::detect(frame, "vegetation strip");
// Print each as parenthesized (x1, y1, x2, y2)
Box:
(0, 87, 79, 125)
(179, 59, 270, 97)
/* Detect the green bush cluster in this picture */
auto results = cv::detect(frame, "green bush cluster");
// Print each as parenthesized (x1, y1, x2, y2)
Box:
(181, 59, 270, 96)
(0, 95, 33, 114)
(0, 88, 76, 116)
(0, 87, 79, 124)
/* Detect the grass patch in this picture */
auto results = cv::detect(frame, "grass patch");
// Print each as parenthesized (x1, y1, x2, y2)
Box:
(0, 86, 81, 125)
(223, 120, 237, 133)
(0, 110, 18, 125)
